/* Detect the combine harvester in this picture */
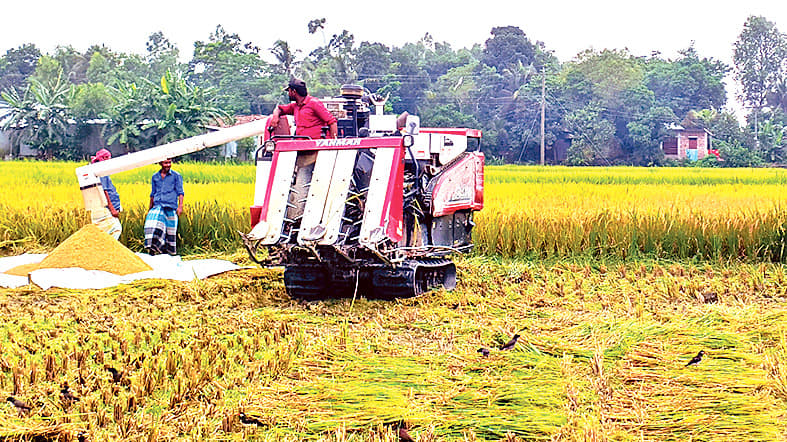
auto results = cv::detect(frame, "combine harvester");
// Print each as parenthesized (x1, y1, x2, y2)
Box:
(76, 86, 484, 299)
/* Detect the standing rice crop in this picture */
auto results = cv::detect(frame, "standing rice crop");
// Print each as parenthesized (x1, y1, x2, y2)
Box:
(4, 161, 787, 261)
(474, 167, 787, 262)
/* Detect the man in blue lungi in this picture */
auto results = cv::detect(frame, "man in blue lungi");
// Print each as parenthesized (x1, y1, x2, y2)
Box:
(144, 159, 184, 255)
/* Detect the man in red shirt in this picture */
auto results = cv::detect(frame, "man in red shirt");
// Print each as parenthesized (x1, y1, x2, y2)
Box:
(269, 78, 338, 139)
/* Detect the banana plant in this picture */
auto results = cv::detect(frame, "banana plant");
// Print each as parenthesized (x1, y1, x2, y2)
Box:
(142, 69, 230, 146)
(1, 72, 73, 159)
(105, 81, 150, 153)
(757, 118, 786, 163)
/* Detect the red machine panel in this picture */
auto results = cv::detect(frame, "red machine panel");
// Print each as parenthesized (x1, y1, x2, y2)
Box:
(383, 146, 406, 242)
(275, 137, 402, 152)
(430, 152, 484, 217)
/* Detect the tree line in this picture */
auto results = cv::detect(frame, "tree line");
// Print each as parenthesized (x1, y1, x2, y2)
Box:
(1, 16, 786, 166)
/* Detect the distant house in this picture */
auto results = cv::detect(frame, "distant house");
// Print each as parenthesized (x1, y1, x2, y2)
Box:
(0, 104, 38, 157)
(661, 124, 712, 161)
(80, 119, 127, 158)
(1, 117, 125, 159)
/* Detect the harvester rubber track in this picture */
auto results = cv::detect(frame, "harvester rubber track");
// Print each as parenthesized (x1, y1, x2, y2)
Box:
(360, 258, 456, 299)
(283, 258, 456, 300)
(283, 264, 329, 300)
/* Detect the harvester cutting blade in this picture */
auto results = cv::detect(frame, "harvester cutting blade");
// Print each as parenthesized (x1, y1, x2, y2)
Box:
(240, 231, 271, 266)
(301, 224, 327, 242)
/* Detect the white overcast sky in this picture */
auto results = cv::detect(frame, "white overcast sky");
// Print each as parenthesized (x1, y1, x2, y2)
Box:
(2, 0, 786, 116)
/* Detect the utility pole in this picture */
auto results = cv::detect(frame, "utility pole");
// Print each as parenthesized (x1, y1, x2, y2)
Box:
(540, 69, 546, 165)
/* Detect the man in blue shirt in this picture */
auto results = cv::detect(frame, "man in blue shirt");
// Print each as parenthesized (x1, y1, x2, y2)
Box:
(100, 175, 122, 216)
(144, 159, 184, 255)
(91, 149, 123, 240)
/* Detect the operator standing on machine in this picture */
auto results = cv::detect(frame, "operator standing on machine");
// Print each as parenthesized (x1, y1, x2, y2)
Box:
(269, 78, 338, 139)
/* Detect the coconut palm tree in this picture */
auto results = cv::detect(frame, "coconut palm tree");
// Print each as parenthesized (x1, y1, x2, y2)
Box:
(270, 40, 300, 77)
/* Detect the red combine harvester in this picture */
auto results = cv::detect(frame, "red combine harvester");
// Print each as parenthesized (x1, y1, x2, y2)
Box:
(76, 85, 484, 299)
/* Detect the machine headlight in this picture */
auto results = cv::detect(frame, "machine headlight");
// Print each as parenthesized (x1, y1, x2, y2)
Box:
(263, 140, 276, 153)
(403, 135, 414, 148)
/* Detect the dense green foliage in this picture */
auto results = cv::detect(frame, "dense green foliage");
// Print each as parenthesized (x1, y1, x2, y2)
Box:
(1, 16, 785, 165)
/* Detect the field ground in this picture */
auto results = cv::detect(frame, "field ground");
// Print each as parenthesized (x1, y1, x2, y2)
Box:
(3, 163, 787, 440)
(2, 253, 787, 441)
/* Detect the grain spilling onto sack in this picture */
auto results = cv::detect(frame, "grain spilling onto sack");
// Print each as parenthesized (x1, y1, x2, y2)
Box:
(4, 262, 39, 277)
(4, 223, 151, 276)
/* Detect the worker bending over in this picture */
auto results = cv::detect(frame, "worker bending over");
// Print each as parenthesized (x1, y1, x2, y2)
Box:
(91, 148, 123, 240)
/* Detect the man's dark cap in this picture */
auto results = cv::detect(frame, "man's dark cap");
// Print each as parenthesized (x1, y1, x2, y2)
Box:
(285, 78, 308, 96)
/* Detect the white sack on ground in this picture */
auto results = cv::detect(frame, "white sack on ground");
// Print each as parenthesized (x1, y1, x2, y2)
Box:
(0, 253, 244, 289)
(0, 274, 30, 289)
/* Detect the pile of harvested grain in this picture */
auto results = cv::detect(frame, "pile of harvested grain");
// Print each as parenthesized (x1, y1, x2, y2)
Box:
(4, 223, 151, 276)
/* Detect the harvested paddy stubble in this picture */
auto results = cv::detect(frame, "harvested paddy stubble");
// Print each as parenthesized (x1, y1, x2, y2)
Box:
(1, 257, 787, 440)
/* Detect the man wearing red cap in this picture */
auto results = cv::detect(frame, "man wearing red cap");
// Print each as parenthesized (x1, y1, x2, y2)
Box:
(269, 78, 338, 139)
(90, 148, 123, 239)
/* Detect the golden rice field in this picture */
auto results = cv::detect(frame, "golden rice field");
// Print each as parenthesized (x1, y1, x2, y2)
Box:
(476, 166, 787, 261)
(2, 161, 787, 261)
(2, 161, 787, 441)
